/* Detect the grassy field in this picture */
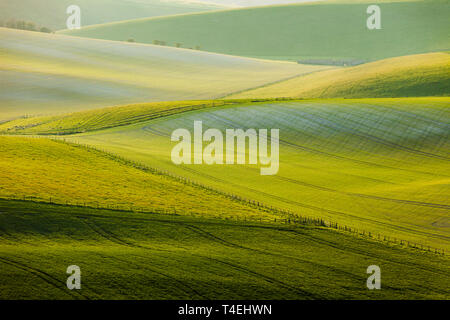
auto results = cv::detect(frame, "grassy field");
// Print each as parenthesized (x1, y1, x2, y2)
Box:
(1, 0, 449, 301)
(0, 100, 234, 135)
(40, 98, 450, 250)
(61, 0, 450, 61)
(0, 0, 225, 31)
(228, 52, 450, 99)
(0, 136, 276, 221)
(1, 199, 449, 299)
(0, 28, 326, 120)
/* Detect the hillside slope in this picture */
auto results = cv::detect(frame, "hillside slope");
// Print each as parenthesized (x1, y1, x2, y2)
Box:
(0, 101, 232, 135)
(61, 98, 450, 250)
(1, 200, 448, 299)
(0, 0, 225, 31)
(228, 52, 450, 99)
(0, 28, 325, 120)
(0, 136, 271, 220)
(61, 0, 450, 61)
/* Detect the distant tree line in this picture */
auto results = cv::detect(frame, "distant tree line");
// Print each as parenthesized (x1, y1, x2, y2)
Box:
(123, 38, 202, 50)
(297, 58, 366, 67)
(0, 19, 52, 33)
(152, 40, 201, 50)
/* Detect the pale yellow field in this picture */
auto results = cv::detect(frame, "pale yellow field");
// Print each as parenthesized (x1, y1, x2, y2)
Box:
(0, 136, 275, 221)
(0, 28, 328, 120)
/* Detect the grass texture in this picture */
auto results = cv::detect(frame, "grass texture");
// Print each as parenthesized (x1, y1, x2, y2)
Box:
(61, 0, 450, 61)
(1, 199, 448, 299)
(0, 28, 324, 120)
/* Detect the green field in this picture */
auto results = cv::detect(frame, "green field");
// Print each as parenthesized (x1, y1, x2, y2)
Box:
(0, 0, 224, 31)
(0, 100, 230, 135)
(0, 136, 273, 221)
(228, 52, 450, 99)
(61, 0, 450, 61)
(1, 199, 449, 299)
(0, 28, 326, 120)
(27, 98, 447, 251)
(1, 0, 449, 301)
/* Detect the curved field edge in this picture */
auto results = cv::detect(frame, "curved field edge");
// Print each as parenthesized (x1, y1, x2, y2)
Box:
(1, 199, 449, 299)
(2, 97, 448, 136)
(227, 52, 450, 99)
(1, 134, 447, 255)
(0, 99, 286, 135)
(0, 136, 278, 222)
(0, 100, 234, 135)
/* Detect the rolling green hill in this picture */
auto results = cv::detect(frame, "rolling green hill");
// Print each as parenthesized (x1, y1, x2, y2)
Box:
(52, 98, 449, 250)
(0, 0, 225, 31)
(0, 28, 326, 120)
(61, 0, 450, 61)
(1, 199, 449, 299)
(2, 98, 449, 250)
(0, 136, 272, 221)
(0, 100, 231, 135)
(2, 0, 449, 302)
(228, 52, 450, 99)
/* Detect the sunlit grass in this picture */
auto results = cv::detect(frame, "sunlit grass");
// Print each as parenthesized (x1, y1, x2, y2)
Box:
(1, 200, 449, 299)
(60, 98, 450, 249)
(0, 136, 275, 221)
(228, 53, 450, 99)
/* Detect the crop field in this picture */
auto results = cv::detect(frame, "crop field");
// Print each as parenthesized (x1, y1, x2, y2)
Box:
(0, 136, 274, 221)
(0, 199, 449, 299)
(61, 0, 450, 62)
(0, 28, 326, 120)
(1, 0, 449, 302)
(38, 98, 450, 250)
(0, 100, 233, 135)
(228, 52, 450, 99)
(0, 0, 224, 31)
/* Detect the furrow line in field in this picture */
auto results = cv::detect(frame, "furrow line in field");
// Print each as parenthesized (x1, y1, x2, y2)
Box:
(0, 256, 88, 299)
(273, 175, 450, 209)
(282, 228, 450, 283)
(290, 109, 450, 161)
(203, 255, 321, 299)
(107, 255, 208, 299)
(78, 218, 150, 249)
(158, 163, 448, 242)
(182, 224, 369, 284)
(195, 111, 449, 176)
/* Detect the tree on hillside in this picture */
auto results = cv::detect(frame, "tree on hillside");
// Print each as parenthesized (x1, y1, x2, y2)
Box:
(15, 20, 26, 30)
(6, 19, 17, 28)
(26, 22, 36, 31)
(4, 18, 52, 33)
(40, 27, 52, 33)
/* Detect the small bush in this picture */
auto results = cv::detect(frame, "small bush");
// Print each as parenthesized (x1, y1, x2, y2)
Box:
(40, 27, 52, 33)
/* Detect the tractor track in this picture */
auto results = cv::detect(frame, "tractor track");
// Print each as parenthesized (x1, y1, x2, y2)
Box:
(182, 224, 370, 284)
(106, 255, 208, 299)
(0, 256, 89, 299)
